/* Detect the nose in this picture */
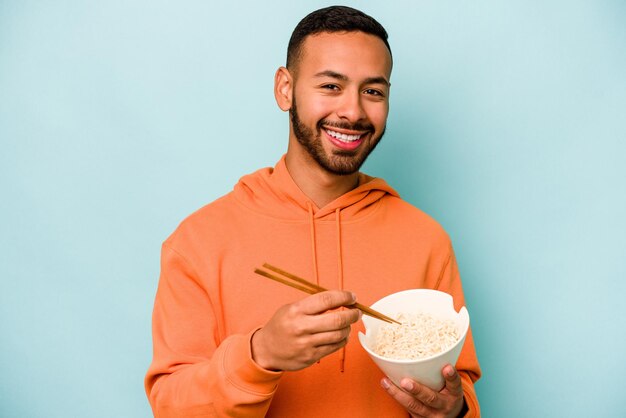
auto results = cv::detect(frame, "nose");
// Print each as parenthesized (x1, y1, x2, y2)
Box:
(336, 90, 366, 123)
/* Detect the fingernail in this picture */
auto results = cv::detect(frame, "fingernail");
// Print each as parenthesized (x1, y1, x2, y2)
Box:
(401, 380, 413, 391)
(351, 292, 357, 302)
(381, 378, 390, 389)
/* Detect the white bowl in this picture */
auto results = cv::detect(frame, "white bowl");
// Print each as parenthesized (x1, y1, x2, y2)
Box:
(358, 289, 470, 391)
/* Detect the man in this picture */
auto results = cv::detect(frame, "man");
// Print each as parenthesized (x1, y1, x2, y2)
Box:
(145, 6, 481, 417)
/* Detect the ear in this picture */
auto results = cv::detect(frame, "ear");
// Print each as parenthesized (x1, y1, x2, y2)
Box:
(274, 66, 293, 111)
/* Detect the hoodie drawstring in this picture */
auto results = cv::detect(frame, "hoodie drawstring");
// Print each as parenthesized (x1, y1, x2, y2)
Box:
(336, 208, 347, 372)
(336, 208, 344, 292)
(307, 202, 320, 286)
(307, 203, 347, 372)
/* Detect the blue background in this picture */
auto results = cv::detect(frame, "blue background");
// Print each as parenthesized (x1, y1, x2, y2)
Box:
(1, 1, 625, 416)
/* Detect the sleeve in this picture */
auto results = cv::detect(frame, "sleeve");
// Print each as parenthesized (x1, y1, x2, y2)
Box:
(144, 243, 283, 417)
(434, 247, 482, 418)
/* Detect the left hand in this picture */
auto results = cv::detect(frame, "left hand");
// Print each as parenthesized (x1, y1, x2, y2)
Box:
(381, 364, 465, 418)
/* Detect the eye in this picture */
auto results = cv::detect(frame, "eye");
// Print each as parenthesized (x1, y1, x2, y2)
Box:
(364, 88, 384, 97)
(321, 84, 340, 91)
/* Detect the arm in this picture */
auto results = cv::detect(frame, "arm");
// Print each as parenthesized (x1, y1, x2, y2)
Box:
(434, 248, 481, 416)
(381, 246, 482, 417)
(145, 244, 361, 417)
(145, 244, 282, 417)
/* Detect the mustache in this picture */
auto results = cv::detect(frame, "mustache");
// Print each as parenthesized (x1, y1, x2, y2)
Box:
(317, 119, 375, 133)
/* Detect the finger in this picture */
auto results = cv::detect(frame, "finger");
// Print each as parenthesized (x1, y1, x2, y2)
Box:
(442, 364, 464, 396)
(309, 307, 361, 334)
(309, 325, 352, 347)
(292, 331, 351, 365)
(381, 378, 432, 417)
(312, 335, 350, 357)
(307, 309, 360, 346)
(400, 378, 444, 409)
(298, 290, 357, 315)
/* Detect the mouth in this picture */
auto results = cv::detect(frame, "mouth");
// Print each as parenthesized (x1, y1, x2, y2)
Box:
(323, 127, 368, 151)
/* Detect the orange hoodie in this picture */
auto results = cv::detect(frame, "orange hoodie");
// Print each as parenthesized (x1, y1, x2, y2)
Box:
(145, 156, 481, 417)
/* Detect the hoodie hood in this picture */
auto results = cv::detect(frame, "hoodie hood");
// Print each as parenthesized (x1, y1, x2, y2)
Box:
(233, 155, 400, 221)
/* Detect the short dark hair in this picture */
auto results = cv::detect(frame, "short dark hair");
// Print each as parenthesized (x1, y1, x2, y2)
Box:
(286, 6, 391, 71)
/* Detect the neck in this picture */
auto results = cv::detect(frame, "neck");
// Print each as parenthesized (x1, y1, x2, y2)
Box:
(285, 149, 360, 209)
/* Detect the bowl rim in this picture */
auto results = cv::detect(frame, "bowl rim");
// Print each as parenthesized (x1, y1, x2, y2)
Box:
(358, 289, 470, 364)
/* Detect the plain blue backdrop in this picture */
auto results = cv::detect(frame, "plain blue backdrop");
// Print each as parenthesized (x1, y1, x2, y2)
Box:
(1, 1, 625, 417)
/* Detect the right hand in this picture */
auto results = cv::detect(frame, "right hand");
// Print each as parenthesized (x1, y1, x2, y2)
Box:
(251, 290, 362, 371)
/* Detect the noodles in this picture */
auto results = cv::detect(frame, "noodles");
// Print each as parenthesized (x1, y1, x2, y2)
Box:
(372, 312, 459, 360)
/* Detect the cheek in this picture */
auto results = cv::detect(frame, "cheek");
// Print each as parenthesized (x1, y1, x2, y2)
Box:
(300, 99, 335, 124)
(366, 103, 389, 129)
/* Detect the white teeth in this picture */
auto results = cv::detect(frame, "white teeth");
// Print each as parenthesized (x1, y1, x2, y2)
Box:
(326, 129, 362, 142)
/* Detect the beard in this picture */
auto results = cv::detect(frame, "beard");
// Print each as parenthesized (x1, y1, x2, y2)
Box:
(290, 97, 385, 176)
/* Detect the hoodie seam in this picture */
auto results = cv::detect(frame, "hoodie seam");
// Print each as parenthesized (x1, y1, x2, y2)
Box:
(230, 192, 388, 225)
(162, 242, 207, 294)
(219, 338, 280, 397)
(433, 249, 453, 290)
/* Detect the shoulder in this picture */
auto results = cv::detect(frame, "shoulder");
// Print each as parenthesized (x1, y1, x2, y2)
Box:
(164, 192, 239, 250)
(380, 194, 453, 247)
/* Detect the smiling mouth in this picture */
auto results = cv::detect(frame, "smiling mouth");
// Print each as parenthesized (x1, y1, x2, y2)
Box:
(324, 128, 365, 143)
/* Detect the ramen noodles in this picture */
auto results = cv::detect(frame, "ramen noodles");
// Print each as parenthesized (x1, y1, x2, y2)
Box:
(373, 312, 459, 360)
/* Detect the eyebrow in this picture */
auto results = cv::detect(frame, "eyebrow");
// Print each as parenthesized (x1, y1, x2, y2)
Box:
(314, 70, 390, 86)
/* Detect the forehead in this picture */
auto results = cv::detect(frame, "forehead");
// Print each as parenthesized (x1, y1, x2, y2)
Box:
(296, 31, 392, 81)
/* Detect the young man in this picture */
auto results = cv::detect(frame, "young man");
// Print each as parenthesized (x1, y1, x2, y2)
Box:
(145, 6, 481, 417)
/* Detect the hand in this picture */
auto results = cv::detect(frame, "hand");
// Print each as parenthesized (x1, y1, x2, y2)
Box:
(381, 364, 465, 418)
(251, 290, 361, 371)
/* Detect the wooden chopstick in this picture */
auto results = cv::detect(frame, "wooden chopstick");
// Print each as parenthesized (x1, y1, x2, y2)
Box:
(255, 263, 401, 325)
